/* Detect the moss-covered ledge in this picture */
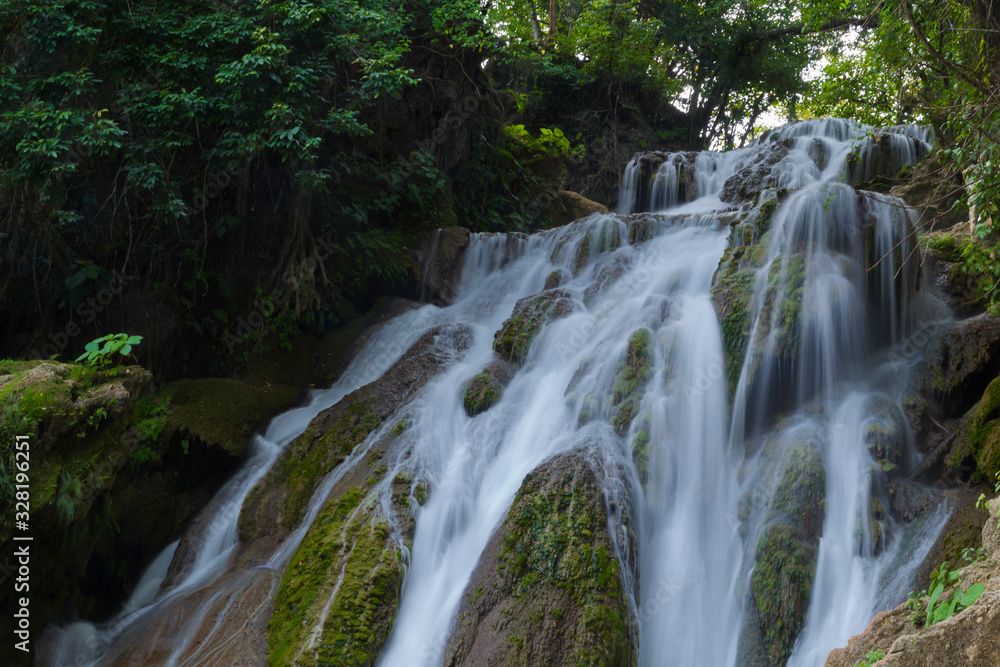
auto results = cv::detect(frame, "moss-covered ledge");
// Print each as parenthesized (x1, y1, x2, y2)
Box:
(239, 324, 472, 547)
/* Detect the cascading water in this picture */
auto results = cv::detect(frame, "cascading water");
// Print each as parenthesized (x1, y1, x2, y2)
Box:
(43, 119, 953, 667)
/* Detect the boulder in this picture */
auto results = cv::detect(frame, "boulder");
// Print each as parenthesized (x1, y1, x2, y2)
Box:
(462, 359, 515, 417)
(414, 227, 471, 305)
(945, 375, 1000, 480)
(239, 324, 472, 548)
(443, 451, 637, 667)
(925, 315, 1000, 413)
(750, 439, 826, 665)
(549, 190, 609, 227)
(493, 289, 576, 365)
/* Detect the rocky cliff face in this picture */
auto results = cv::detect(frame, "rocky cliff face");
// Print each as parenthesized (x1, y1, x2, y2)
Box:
(825, 498, 1000, 667)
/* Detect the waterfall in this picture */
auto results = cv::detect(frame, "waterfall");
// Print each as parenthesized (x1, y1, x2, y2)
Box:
(42, 118, 952, 666)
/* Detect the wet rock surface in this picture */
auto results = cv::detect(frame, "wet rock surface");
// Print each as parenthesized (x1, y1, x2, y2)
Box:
(443, 451, 637, 667)
(749, 439, 826, 665)
(414, 227, 471, 305)
(239, 323, 471, 549)
(493, 288, 576, 365)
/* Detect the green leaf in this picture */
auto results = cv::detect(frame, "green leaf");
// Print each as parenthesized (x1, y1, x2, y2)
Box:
(962, 583, 985, 606)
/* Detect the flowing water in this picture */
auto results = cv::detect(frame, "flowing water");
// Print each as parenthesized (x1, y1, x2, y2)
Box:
(43, 119, 954, 666)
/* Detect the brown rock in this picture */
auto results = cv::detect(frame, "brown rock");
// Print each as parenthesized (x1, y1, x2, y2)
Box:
(414, 227, 471, 305)
(549, 190, 610, 227)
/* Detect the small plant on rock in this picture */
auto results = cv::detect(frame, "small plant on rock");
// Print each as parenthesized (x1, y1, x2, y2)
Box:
(975, 469, 1000, 529)
(852, 648, 885, 666)
(77, 333, 143, 368)
(906, 561, 985, 627)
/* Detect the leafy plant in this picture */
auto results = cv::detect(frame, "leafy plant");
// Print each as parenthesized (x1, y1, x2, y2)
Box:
(907, 561, 986, 627)
(852, 649, 885, 667)
(131, 444, 161, 468)
(975, 470, 1000, 529)
(76, 334, 143, 368)
(962, 546, 988, 564)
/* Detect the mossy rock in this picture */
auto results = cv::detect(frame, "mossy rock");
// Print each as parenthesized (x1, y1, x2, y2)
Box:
(748, 436, 825, 666)
(0, 360, 156, 642)
(751, 523, 817, 666)
(609, 329, 653, 439)
(946, 374, 1000, 479)
(165, 378, 301, 458)
(493, 290, 575, 365)
(240, 324, 471, 545)
(462, 359, 515, 417)
(710, 194, 790, 397)
(924, 315, 1000, 411)
(862, 396, 906, 482)
(712, 248, 757, 394)
(268, 485, 407, 666)
(763, 439, 826, 541)
(443, 451, 637, 667)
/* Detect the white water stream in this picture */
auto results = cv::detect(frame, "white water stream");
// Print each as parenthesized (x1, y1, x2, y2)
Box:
(43, 119, 953, 666)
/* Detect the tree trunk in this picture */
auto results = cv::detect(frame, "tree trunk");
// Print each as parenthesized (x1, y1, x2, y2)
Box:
(528, 0, 542, 42)
(549, 0, 557, 35)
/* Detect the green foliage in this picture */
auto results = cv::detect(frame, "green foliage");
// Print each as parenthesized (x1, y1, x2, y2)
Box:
(90, 496, 121, 538)
(76, 334, 142, 368)
(852, 649, 885, 667)
(0, 0, 484, 372)
(504, 125, 581, 160)
(131, 393, 171, 467)
(975, 469, 1000, 527)
(131, 443, 161, 468)
(907, 561, 986, 627)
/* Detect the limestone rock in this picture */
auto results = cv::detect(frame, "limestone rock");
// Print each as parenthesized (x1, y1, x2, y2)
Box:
(462, 359, 515, 417)
(549, 190, 609, 227)
(239, 324, 471, 547)
(414, 227, 471, 305)
(443, 451, 638, 667)
(493, 289, 576, 365)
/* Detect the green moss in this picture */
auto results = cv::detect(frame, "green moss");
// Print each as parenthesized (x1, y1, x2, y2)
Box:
(268, 486, 405, 666)
(494, 290, 574, 364)
(413, 482, 428, 505)
(947, 375, 1000, 479)
(764, 441, 825, 535)
(751, 523, 817, 665)
(493, 458, 631, 666)
(166, 378, 299, 457)
(610, 329, 653, 437)
(712, 253, 756, 393)
(921, 234, 961, 262)
(462, 367, 504, 417)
